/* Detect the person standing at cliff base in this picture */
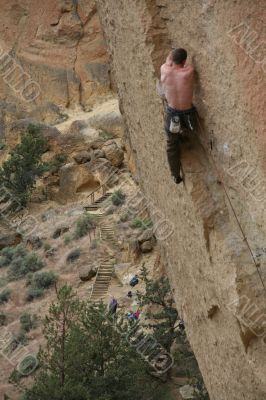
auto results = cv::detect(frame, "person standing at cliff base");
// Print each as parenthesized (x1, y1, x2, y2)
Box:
(160, 48, 196, 184)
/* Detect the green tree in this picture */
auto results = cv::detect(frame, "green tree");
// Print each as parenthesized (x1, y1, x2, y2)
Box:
(0, 124, 48, 208)
(23, 285, 83, 400)
(137, 264, 178, 352)
(22, 285, 172, 400)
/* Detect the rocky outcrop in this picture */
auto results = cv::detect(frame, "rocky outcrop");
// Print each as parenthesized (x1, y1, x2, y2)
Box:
(96, 1, 266, 399)
(59, 162, 98, 200)
(0, 0, 109, 140)
(137, 229, 156, 253)
(102, 140, 124, 167)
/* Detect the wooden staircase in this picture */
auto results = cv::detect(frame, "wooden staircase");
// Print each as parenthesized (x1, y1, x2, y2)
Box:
(90, 256, 114, 302)
(87, 211, 117, 302)
(84, 192, 112, 211)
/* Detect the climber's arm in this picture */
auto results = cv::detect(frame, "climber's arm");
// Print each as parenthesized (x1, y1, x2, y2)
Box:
(165, 51, 173, 66)
(182, 64, 194, 79)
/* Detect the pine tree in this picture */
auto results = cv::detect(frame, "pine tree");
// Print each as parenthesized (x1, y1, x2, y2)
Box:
(0, 124, 48, 209)
(137, 264, 178, 352)
(22, 285, 173, 400)
(22, 285, 85, 400)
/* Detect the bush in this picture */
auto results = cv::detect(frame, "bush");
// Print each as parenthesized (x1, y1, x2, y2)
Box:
(111, 190, 126, 206)
(66, 249, 81, 263)
(26, 287, 44, 302)
(0, 244, 45, 280)
(130, 218, 153, 230)
(64, 233, 73, 245)
(28, 271, 57, 290)
(120, 212, 129, 222)
(0, 289, 11, 304)
(0, 278, 7, 287)
(20, 313, 38, 333)
(43, 242, 51, 251)
(74, 214, 96, 239)
(0, 311, 7, 326)
(0, 256, 7, 268)
(0, 246, 21, 267)
(0, 124, 49, 209)
(99, 130, 114, 140)
(14, 331, 28, 346)
(48, 153, 67, 173)
(26, 271, 57, 302)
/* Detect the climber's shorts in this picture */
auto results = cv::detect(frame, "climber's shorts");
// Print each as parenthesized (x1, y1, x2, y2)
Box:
(164, 105, 197, 137)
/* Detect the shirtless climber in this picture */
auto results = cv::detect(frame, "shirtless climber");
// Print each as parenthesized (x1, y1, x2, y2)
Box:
(160, 48, 196, 184)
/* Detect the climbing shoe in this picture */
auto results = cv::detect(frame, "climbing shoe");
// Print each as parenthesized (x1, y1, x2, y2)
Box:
(174, 176, 183, 185)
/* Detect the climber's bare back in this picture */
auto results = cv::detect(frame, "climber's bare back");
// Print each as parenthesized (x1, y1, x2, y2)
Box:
(160, 59, 194, 110)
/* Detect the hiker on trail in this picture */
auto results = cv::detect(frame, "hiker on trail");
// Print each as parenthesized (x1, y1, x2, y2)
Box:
(160, 48, 197, 184)
(129, 275, 139, 287)
(134, 309, 141, 320)
(127, 311, 135, 322)
(109, 298, 118, 314)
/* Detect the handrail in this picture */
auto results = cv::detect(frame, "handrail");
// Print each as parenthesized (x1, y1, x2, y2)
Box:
(86, 169, 117, 204)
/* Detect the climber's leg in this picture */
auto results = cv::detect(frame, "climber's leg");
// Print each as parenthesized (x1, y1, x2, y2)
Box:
(164, 110, 183, 184)
(166, 133, 182, 183)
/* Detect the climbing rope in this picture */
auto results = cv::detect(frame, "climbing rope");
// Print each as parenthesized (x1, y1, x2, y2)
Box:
(195, 115, 266, 296)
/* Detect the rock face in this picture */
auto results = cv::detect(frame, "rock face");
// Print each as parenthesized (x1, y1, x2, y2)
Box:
(0, 0, 109, 138)
(97, 1, 266, 399)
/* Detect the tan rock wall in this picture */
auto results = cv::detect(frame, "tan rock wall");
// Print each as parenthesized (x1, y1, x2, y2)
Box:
(0, 0, 109, 112)
(96, 1, 266, 399)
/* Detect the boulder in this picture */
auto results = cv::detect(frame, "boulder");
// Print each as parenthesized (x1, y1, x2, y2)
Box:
(137, 229, 156, 253)
(85, 158, 118, 186)
(88, 104, 124, 138)
(140, 240, 154, 253)
(56, 132, 88, 155)
(59, 162, 98, 198)
(179, 385, 195, 399)
(102, 140, 124, 167)
(73, 150, 91, 164)
(69, 120, 88, 135)
(92, 149, 105, 159)
(79, 265, 97, 282)
(0, 224, 22, 250)
(114, 263, 131, 284)
(90, 137, 106, 150)
(137, 229, 154, 243)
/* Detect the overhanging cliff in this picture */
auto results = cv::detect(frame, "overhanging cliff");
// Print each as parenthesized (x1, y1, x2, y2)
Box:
(96, 1, 266, 399)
